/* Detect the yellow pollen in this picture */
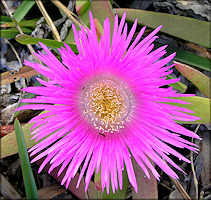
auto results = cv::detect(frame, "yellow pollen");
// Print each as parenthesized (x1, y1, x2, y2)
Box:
(82, 79, 132, 133)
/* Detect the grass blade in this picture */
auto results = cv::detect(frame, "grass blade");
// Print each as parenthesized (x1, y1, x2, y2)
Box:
(154, 43, 211, 72)
(14, 118, 39, 199)
(13, 0, 35, 23)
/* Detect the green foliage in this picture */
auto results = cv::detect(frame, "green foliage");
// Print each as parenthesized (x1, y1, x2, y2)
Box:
(154, 43, 211, 72)
(75, 0, 91, 16)
(1, 27, 33, 38)
(95, 166, 129, 199)
(167, 75, 187, 93)
(1, 18, 39, 28)
(14, 118, 39, 199)
(115, 8, 211, 48)
(13, 0, 36, 23)
(0, 15, 12, 24)
(16, 34, 78, 53)
(175, 63, 211, 98)
(165, 96, 210, 124)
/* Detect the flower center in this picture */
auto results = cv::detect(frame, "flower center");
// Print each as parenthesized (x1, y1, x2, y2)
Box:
(83, 79, 132, 133)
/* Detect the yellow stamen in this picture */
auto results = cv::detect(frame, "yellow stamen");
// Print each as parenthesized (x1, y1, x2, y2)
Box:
(82, 79, 132, 133)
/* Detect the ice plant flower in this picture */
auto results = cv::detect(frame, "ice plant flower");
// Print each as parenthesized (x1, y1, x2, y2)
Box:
(16, 12, 200, 193)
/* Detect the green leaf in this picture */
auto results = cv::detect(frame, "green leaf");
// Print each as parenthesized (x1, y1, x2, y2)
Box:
(13, 0, 36, 23)
(175, 62, 211, 98)
(14, 118, 39, 199)
(75, 0, 91, 16)
(166, 75, 187, 93)
(15, 34, 78, 53)
(95, 166, 129, 199)
(0, 18, 39, 28)
(115, 8, 211, 48)
(164, 96, 210, 124)
(91, 0, 115, 33)
(0, 27, 33, 38)
(0, 15, 12, 24)
(154, 43, 211, 72)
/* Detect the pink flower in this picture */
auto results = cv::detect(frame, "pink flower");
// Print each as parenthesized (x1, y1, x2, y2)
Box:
(16, 12, 200, 193)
